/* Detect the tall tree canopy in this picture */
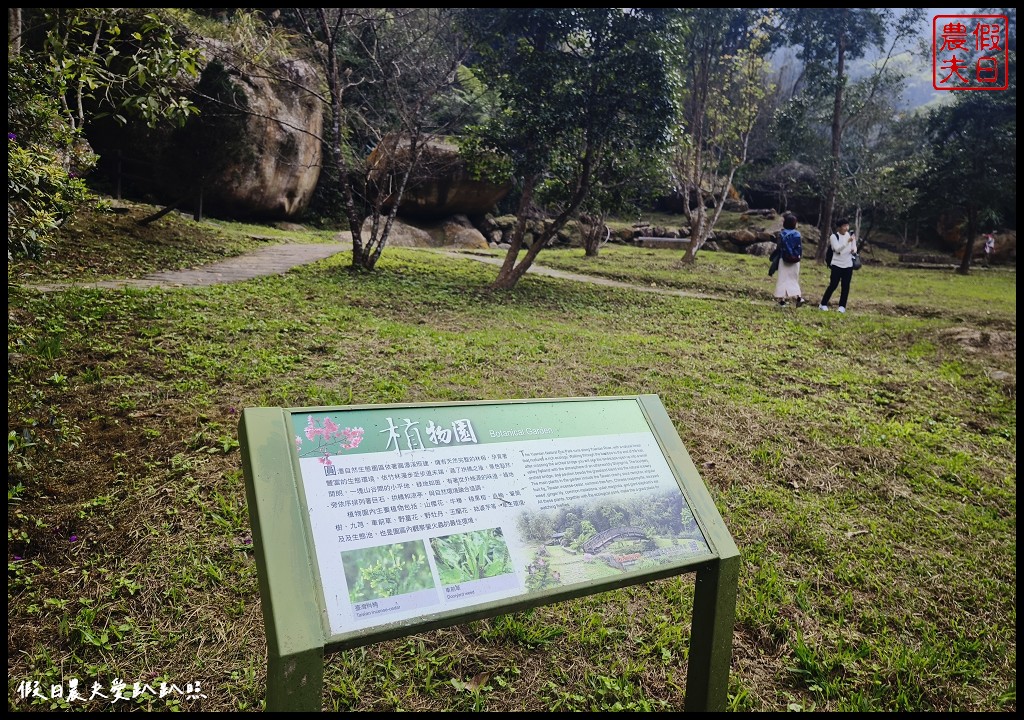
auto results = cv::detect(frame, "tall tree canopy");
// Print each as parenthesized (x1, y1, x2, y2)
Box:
(460, 8, 675, 290)
(667, 8, 774, 265)
(7, 8, 200, 259)
(918, 8, 1016, 274)
(778, 8, 921, 261)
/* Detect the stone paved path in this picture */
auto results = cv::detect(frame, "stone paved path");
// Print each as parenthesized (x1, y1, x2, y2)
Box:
(435, 249, 728, 301)
(22, 242, 731, 303)
(24, 242, 350, 293)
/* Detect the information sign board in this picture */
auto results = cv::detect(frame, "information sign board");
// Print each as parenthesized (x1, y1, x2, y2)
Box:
(240, 395, 738, 712)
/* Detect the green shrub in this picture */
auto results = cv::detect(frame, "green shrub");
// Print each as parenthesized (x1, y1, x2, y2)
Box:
(7, 56, 96, 261)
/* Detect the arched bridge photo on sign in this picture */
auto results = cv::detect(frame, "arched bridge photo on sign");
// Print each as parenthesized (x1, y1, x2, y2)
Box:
(582, 526, 650, 554)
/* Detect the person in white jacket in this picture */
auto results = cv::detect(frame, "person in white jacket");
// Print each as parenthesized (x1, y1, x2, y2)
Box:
(818, 219, 858, 313)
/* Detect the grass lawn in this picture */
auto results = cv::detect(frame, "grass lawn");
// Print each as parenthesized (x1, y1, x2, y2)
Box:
(7, 204, 1016, 712)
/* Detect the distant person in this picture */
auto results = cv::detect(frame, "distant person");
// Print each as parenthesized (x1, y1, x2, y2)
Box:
(773, 212, 806, 308)
(983, 232, 995, 266)
(818, 218, 858, 313)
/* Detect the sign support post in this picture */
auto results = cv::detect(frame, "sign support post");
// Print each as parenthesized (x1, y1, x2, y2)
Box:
(686, 557, 740, 711)
(639, 395, 740, 712)
(240, 407, 325, 711)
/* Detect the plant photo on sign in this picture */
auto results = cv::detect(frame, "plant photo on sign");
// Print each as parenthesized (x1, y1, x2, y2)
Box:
(342, 542, 435, 603)
(430, 528, 514, 585)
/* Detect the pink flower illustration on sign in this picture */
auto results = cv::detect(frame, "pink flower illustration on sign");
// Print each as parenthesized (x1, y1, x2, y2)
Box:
(299, 415, 365, 459)
(304, 416, 329, 441)
(341, 427, 364, 449)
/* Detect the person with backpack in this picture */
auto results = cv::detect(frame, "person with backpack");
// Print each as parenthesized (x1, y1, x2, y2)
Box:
(773, 212, 806, 307)
(818, 218, 858, 313)
(983, 232, 996, 266)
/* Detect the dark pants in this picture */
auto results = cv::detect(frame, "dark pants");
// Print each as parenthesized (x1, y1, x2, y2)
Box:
(820, 265, 853, 308)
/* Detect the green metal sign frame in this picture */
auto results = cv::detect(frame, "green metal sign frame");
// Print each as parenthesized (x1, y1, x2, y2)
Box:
(239, 394, 739, 711)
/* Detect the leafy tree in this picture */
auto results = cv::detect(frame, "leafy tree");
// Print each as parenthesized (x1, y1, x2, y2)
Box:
(460, 8, 675, 290)
(763, 55, 921, 244)
(570, 520, 597, 552)
(285, 8, 472, 271)
(680, 505, 697, 536)
(819, 62, 924, 245)
(841, 115, 928, 248)
(7, 8, 199, 260)
(555, 508, 584, 538)
(543, 135, 668, 258)
(917, 9, 1016, 274)
(667, 8, 775, 264)
(425, 63, 501, 136)
(525, 547, 561, 592)
(626, 491, 684, 536)
(18, 8, 200, 132)
(778, 8, 922, 261)
(516, 510, 555, 544)
(594, 502, 626, 532)
(7, 55, 93, 261)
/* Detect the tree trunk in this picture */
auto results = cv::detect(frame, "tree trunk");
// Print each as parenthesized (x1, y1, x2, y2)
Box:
(301, 9, 365, 271)
(816, 16, 847, 264)
(582, 213, 606, 257)
(362, 133, 426, 271)
(956, 206, 977, 275)
(490, 144, 593, 290)
(137, 197, 184, 225)
(8, 8, 21, 58)
(678, 187, 707, 266)
(490, 177, 537, 290)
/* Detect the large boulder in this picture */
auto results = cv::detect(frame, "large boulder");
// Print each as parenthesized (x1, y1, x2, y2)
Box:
(367, 135, 511, 220)
(192, 50, 322, 220)
(83, 42, 323, 222)
(746, 241, 776, 257)
(358, 215, 490, 249)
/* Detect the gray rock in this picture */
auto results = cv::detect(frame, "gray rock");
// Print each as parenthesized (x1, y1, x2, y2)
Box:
(747, 241, 776, 257)
(368, 135, 511, 220)
(359, 217, 439, 248)
(197, 45, 322, 220)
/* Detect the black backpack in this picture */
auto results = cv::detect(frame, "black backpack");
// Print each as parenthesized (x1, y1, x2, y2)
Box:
(826, 234, 835, 265)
